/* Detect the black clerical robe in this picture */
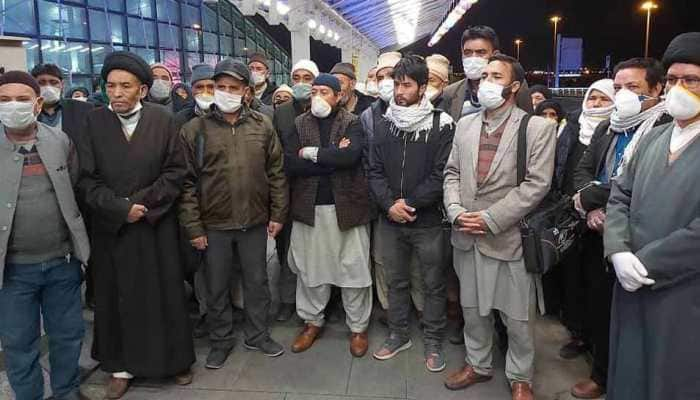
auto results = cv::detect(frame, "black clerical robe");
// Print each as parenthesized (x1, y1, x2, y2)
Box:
(78, 102, 195, 377)
(604, 122, 700, 400)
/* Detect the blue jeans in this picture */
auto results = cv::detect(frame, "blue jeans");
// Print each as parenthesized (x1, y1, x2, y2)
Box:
(0, 257, 84, 400)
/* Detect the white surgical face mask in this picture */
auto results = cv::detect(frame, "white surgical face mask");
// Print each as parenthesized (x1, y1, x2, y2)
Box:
(425, 86, 440, 101)
(292, 83, 312, 101)
(311, 95, 332, 118)
(378, 79, 394, 103)
(614, 88, 645, 119)
(214, 90, 243, 113)
(40, 85, 62, 105)
(477, 80, 508, 110)
(462, 57, 488, 80)
(366, 81, 378, 96)
(665, 85, 700, 121)
(252, 72, 267, 86)
(195, 94, 215, 111)
(0, 101, 38, 129)
(149, 79, 172, 100)
(74, 96, 88, 102)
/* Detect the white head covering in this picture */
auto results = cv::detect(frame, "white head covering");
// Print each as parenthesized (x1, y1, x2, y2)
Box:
(578, 78, 615, 145)
(426, 54, 450, 82)
(273, 84, 293, 98)
(291, 60, 320, 78)
(376, 51, 402, 74)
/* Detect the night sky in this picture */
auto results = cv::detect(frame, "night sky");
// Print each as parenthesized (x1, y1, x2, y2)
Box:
(402, 0, 698, 72)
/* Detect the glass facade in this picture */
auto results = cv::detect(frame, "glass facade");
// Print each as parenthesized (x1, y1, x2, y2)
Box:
(1, 0, 291, 87)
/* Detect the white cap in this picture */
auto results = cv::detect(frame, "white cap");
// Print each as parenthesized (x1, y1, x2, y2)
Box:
(291, 60, 320, 78)
(376, 51, 402, 74)
(426, 54, 450, 82)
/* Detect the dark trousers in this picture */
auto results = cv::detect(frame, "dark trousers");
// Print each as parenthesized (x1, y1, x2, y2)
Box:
(581, 232, 614, 387)
(205, 225, 270, 349)
(0, 258, 84, 400)
(275, 222, 296, 305)
(379, 219, 446, 345)
(560, 241, 586, 339)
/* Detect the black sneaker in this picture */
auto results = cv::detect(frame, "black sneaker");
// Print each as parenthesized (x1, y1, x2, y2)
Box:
(276, 303, 296, 322)
(244, 337, 285, 357)
(205, 347, 232, 369)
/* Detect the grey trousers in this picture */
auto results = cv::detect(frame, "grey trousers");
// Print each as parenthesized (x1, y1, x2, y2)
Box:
(296, 282, 372, 333)
(462, 303, 536, 384)
(205, 225, 271, 349)
(379, 219, 447, 345)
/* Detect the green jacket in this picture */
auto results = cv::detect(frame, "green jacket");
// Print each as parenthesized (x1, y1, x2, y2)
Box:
(178, 105, 288, 239)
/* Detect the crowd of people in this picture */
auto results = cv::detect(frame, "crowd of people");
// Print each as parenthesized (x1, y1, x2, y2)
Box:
(0, 24, 699, 400)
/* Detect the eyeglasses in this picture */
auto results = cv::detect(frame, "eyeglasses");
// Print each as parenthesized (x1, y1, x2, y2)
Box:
(665, 75, 700, 90)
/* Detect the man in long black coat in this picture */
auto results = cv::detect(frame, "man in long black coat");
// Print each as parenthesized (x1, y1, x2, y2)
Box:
(77, 51, 195, 399)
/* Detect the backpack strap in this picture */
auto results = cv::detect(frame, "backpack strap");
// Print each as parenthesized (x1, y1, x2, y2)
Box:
(516, 114, 532, 185)
(432, 109, 441, 137)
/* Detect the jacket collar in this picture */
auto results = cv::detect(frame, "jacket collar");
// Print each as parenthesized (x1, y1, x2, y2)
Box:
(0, 123, 46, 151)
(210, 104, 261, 126)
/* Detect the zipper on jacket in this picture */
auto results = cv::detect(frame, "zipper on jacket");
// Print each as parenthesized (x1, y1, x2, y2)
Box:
(400, 134, 408, 197)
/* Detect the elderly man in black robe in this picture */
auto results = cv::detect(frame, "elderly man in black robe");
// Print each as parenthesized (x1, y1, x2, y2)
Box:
(77, 51, 195, 399)
(604, 32, 700, 400)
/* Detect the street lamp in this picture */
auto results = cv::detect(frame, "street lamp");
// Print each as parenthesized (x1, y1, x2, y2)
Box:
(514, 39, 523, 61)
(641, 1, 658, 58)
(550, 16, 561, 87)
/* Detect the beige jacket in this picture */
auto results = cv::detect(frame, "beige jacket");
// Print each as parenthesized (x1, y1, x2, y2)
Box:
(443, 106, 556, 261)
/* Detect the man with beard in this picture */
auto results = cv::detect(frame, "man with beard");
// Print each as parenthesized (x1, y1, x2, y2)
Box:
(331, 62, 373, 116)
(77, 51, 194, 398)
(284, 73, 372, 357)
(604, 31, 700, 400)
(443, 55, 555, 400)
(369, 55, 455, 372)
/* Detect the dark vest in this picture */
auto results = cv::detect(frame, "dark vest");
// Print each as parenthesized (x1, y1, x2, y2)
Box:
(291, 108, 371, 231)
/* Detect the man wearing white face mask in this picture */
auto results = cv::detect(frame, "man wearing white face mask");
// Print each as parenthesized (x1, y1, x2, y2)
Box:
(175, 63, 215, 130)
(272, 59, 319, 322)
(179, 58, 289, 368)
(248, 53, 278, 106)
(31, 64, 94, 143)
(365, 67, 378, 97)
(360, 51, 402, 141)
(147, 63, 175, 113)
(426, 54, 451, 112)
(281, 73, 372, 356)
(0, 70, 90, 400)
(443, 26, 533, 122)
(603, 31, 700, 400)
(443, 54, 555, 400)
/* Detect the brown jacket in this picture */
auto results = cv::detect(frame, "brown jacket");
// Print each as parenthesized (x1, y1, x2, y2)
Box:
(286, 108, 370, 231)
(178, 106, 288, 238)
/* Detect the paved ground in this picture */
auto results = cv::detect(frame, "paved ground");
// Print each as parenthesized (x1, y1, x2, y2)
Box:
(1, 307, 596, 400)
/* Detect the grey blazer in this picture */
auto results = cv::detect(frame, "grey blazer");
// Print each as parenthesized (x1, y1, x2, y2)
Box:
(443, 107, 556, 261)
(0, 122, 90, 288)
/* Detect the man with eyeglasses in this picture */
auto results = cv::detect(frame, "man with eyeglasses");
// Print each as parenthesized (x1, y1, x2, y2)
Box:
(603, 31, 700, 400)
(569, 57, 672, 399)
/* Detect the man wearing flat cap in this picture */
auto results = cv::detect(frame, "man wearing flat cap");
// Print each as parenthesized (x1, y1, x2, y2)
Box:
(179, 58, 288, 369)
(604, 32, 700, 400)
(331, 62, 373, 116)
(283, 73, 373, 357)
(249, 53, 278, 106)
(77, 51, 195, 398)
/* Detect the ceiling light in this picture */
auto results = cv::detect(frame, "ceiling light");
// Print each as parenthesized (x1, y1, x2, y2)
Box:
(318, 24, 326, 34)
(277, 3, 289, 15)
(308, 19, 317, 29)
(428, 0, 478, 47)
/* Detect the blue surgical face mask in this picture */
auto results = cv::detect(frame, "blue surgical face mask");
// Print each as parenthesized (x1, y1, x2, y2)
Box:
(292, 83, 312, 101)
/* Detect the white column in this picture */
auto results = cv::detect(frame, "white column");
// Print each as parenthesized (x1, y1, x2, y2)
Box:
(341, 45, 353, 64)
(288, 0, 311, 63)
(240, 0, 256, 16)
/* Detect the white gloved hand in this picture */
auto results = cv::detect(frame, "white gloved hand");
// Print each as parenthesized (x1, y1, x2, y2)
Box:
(609, 252, 655, 292)
(300, 147, 319, 163)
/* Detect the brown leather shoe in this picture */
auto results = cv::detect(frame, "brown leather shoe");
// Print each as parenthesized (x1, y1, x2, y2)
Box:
(291, 324, 322, 353)
(174, 369, 193, 386)
(571, 379, 605, 399)
(512, 381, 534, 400)
(444, 365, 492, 391)
(350, 332, 368, 357)
(105, 377, 131, 399)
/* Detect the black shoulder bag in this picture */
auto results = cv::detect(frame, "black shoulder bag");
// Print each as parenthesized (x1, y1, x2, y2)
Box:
(517, 116, 582, 275)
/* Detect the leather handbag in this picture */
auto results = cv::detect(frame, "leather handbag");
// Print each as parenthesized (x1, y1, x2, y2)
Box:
(516, 116, 582, 274)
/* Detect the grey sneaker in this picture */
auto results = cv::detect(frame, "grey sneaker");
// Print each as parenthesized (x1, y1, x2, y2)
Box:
(372, 334, 412, 360)
(244, 337, 285, 357)
(205, 347, 232, 369)
(425, 345, 446, 372)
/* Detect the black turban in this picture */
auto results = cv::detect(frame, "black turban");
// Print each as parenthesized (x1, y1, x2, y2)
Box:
(101, 51, 154, 88)
(662, 32, 700, 70)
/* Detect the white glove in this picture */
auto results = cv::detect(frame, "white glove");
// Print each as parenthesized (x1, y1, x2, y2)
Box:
(610, 252, 655, 292)
(300, 147, 319, 163)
